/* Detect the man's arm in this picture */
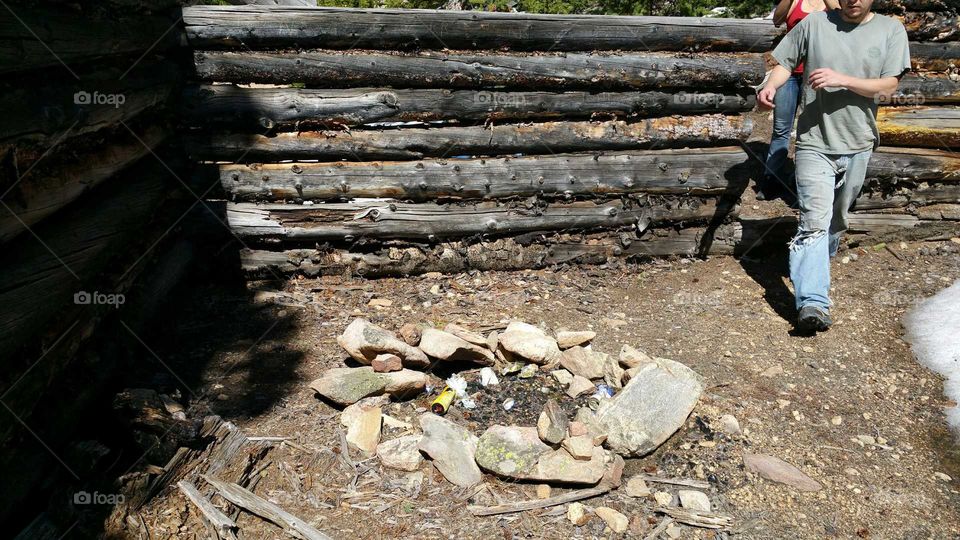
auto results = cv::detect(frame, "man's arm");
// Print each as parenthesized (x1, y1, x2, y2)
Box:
(808, 68, 900, 99)
(758, 65, 795, 109)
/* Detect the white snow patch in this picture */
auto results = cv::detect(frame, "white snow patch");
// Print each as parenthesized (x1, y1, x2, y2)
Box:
(904, 280, 960, 436)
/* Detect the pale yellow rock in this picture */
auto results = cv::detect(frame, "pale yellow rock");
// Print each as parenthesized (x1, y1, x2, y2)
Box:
(567, 502, 590, 525)
(625, 476, 652, 498)
(565, 375, 595, 398)
(346, 406, 382, 455)
(536, 484, 552, 499)
(653, 491, 673, 506)
(556, 330, 596, 349)
(561, 435, 595, 460)
(594, 507, 629, 533)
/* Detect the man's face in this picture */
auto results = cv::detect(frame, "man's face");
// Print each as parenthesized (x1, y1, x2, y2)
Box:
(840, 0, 874, 19)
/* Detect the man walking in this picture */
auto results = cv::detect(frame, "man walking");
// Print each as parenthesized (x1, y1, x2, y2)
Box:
(757, 0, 911, 332)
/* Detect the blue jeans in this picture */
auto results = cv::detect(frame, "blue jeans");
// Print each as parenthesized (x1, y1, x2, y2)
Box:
(763, 73, 803, 188)
(789, 148, 872, 311)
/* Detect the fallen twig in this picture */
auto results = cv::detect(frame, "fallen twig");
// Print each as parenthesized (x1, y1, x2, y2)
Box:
(637, 474, 710, 489)
(642, 517, 674, 540)
(657, 506, 733, 530)
(202, 475, 332, 540)
(467, 485, 611, 517)
(177, 480, 239, 540)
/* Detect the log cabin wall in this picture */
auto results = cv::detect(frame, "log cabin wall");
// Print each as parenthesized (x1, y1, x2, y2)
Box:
(181, 3, 960, 279)
(0, 0, 189, 527)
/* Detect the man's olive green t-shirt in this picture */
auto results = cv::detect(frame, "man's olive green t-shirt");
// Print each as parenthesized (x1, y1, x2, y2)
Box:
(771, 10, 911, 154)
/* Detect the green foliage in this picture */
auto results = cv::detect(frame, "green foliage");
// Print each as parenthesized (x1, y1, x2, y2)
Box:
(314, 0, 774, 18)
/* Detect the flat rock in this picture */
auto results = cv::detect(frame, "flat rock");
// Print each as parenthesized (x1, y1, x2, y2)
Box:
(340, 395, 390, 428)
(566, 375, 595, 398)
(418, 414, 482, 487)
(619, 344, 654, 369)
(594, 358, 704, 457)
(678, 490, 711, 511)
(338, 318, 429, 368)
(625, 476, 651, 497)
(377, 434, 423, 471)
(311, 367, 429, 406)
(594, 507, 628, 533)
(531, 447, 607, 485)
(718, 414, 741, 435)
(602, 353, 625, 390)
(345, 407, 382, 455)
(485, 330, 499, 352)
(418, 328, 494, 365)
(654, 491, 673, 506)
(559, 346, 606, 379)
(444, 323, 488, 346)
(556, 330, 596, 349)
(398, 323, 422, 346)
(743, 452, 822, 492)
(567, 502, 589, 525)
(551, 369, 574, 387)
(537, 399, 568, 445)
(561, 435, 595, 460)
(475, 425, 551, 478)
(498, 322, 561, 365)
(371, 353, 402, 373)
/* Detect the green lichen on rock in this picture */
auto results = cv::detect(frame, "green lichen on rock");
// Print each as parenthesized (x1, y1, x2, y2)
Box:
(475, 425, 551, 478)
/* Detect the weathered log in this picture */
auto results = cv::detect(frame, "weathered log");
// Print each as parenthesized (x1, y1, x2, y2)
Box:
(183, 6, 778, 52)
(188, 115, 754, 162)
(193, 50, 765, 90)
(901, 12, 960, 42)
(857, 182, 960, 210)
(0, 61, 177, 145)
(890, 74, 960, 103)
(874, 0, 960, 12)
(217, 147, 755, 201)
(910, 41, 960, 73)
(0, 124, 167, 244)
(868, 146, 960, 182)
(184, 85, 756, 129)
(177, 481, 239, 540)
(0, 8, 177, 74)
(877, 106, 960, 148)
(227, 199, 732, 243)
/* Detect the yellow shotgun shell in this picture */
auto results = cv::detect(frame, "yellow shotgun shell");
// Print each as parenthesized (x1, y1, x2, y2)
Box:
(431, 387, 456, 415)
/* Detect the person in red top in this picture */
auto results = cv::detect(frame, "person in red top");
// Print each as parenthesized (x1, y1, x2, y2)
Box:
(757, 0, 840, 200)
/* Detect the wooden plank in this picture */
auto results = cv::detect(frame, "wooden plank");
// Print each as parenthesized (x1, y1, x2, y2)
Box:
(183, 85, 755, 129)
(202, 475, 332, 540)
(226, 198, 733, 243)
(0, 8, 177, 74)
(468, 485, 612, 517)
(910, 41, 960, 73)
(193, 50, 765, 89)
(217, 147, 755, 201)
(869, 146, 960, 182)
(182, 6, 778, 52)
(878, 106, 960, 148)
(0, 124, 167, 244)
(891, 74, 960, 103)
(857, 183, 960, 210)
(187, 115, 754, 162)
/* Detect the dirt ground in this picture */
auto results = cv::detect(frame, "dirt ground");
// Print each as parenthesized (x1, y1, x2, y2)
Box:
(121, 222, 960, 539)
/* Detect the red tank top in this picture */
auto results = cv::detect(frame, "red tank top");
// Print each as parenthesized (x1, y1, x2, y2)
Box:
(785, 0, 812, 74)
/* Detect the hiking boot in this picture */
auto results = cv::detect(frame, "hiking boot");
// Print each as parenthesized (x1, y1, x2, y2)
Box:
(797, 305, 832, 333)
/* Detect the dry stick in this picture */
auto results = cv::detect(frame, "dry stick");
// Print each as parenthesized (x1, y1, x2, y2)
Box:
(657, 506, 733, 530)
(642, 517, 675, 540)
(467, 485, 611, 517)
(202, 475, 332, 540)
(637, 474, 711, 489)
(177, 481, 239, 540)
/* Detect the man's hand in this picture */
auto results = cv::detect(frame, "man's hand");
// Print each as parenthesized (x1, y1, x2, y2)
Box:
(809, 68, 850, 90)
(757, 85, 777, 110)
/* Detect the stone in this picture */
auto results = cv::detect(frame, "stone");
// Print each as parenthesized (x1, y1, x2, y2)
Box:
(602, 454, 625, 488)
(519, 363, 539, 378)
(338, 318, 429, 368)
(367, 298, 393, 307)
(561, 435, 595, 460)
(501, 361, 523, 375)
(498, 321, 561, 365)
(567, 421, 588, 438)
(551, 369, 574, 387)
(743, 452, 822, 492)
(475, 425, 551, 478)
(678, 490, 711, 511)
(536, 484, 552, 499)
(443, 323, 488, 346)
(371, 353, 403, 373)
(418, 414, 482, 487)
(559, 346, 606, 379)
(594, 507, 628, 533)
(567, 502, 590, 525)
(566, 375, 595, 398)
(418, 328, 495, 365)
(653, 491, 673, 506)
(382, 414, 412, 431)
(485, 330, 499, 352)
(340, 395, 390, 428)
(934, 472, 953, 482)
(377, 434, 423, 471)
(556, 330, 596, 349)
(398, 323, 422, 346)
(536, 399, 569, 445)
(594, 358, 704, 457)
(718, 414, 741, 435)
(345, 406, 381, 455)
(625, 476, 652, 497)
(532, 447, 607, 485)
(602, 353, 625, 390)
(311, 367, 429, 406)
(619, 344, 654, 369)
(665, 523, 682, 538)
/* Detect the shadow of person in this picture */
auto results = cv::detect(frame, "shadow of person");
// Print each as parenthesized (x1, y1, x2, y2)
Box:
(738, 245, 798, 326)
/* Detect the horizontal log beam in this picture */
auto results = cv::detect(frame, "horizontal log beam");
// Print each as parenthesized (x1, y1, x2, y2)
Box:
(216, 147, 756, 201)
(868, 146, 960, 182)
(182, 6, 778, 52)
(188, 115, 753, 162)
(858, 181, 960, 210)
(183, 85, 756, 129)
(902, 12, 960, 42)
(878, 106, 960, 148)
(886, 75, 960, 103)
(193, 50, 765, 90)
(227, 199, 732, 243)
(910, 42, 960, 72)
(874, 0, 960, 12)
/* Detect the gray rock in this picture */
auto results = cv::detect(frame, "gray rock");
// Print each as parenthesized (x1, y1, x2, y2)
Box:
(498, 322, 561, 365)
(556, 330, 596, 349)
(536, 399, 568, 444)
(443, 323, 488, 346)
(595, 358, 704, 457)
(551, 369, 574, 387)
(377, 434, 423, 471)
(566, 375, 595, 398)
(338, 318, 429, 368)
(561, 435, 594, 460)
(678, 490, 711, 511)
(602, 353, 625, 390)
(418, 328, 494, 365)
(418, 414, 482, 487)
(475, 425, 551, 477)
(310, 367, 429, 406)
(559, 346, 606, 379)
(531, 447, 607, 484)
(743, 452, 822, 492)
(619, 344, 654, 369)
